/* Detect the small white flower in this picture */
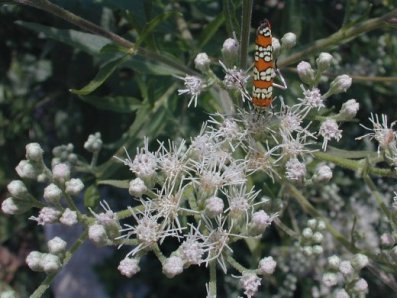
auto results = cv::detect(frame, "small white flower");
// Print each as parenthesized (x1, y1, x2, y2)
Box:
(339, 260, 353, 276)
(295, 85, 324, 117)
(239, 272, 261, 298)
(356, 113, 396, 153)
(25, 143, 44, 162)
(205, 196, 224, 218)
(118, 138, 158, 180)
(319, 119, 342, 151)
(329, 74, 352, 94)
(118, 257, 140, 277)
(162, 256, 184, 278)
(221, 37, 239, 59)
(285, 158, 306, 181)
(328, 255, 341, 270)
(30, 207, 61, 225)
(88, 223, 108, 245)
(60, 208, 78, 226)
(258, 256, 277, 275)
(1, 198, 19, 215)
(322, 272, 338, 287)
(43, 183, 62, 203)
(314, 164, 333, 182)
(7, 180, 28, 198)
(194, 52, 211, 72)
(84, 132, 103, 152)
(128, 178, 147, 197)
(157, 139, 189, 179)
(26, 251, 43, 271)
(335, 288, 350, 298)
(312, 232, 324, 243)
(351, 253, 368, 270)
(15, 160, 38, 179)
(316, 52, 333, 71)
(65, 178, 84, 196)
(353, 278, 368, 293)
(250, 210, 276, 234)
(52, 163, 71, 183)
(302, 227, 313, 239)
(180, 237, 205, 266)
(297, 61, 315, 85)
(219, 60, 250, 102)
(177, 75, 205, 107)
(41, 253, 61, 273)
(340, 99, 359, 119)
(281, 32, 296, 49)
(48, 237, 67, 254)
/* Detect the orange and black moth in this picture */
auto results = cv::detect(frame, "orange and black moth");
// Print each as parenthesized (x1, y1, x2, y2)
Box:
(252, 20, 274, 108)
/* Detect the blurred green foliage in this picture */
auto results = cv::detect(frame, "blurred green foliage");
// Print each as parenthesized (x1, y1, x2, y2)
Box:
(1, 0, 397, 297)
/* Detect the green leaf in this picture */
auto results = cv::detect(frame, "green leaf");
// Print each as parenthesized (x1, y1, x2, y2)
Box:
(135, 11, 179, 48)
(70, 55, 130, 95)
(327, 146, 377, 159)
(78, 95, 141, 112)
(16, 21, 110, 55)
(198, 13, 226, 49)
(84, 184, 100, 209)
(98, 179, 129, 189)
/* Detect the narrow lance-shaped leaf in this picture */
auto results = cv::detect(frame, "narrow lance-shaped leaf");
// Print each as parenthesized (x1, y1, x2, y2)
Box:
(70, 55, 130, 96)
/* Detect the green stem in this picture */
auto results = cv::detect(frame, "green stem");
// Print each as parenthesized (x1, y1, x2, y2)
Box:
(363, 175, 397, 228)
(11, 0, 197, 76)
(278, 9, 397, 67)
(30, 230, 88, 298)
(239, 0, 253, 69)
(226, 254, 247, 273)
(313, 151, 397, 178)
(208, 260, 217, 297)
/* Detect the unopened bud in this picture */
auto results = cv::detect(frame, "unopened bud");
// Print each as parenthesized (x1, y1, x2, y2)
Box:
(340, 99, 359, 119)
(281, 32, 296, 49)
(316, 52, 333, 72)
(26, 143, 44, 162)
(297, 61, 315, 85)
(194, 53, 211, 72)
(329, 74, 352, 95)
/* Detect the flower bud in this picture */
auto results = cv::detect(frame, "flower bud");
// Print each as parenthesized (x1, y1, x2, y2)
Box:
(26, 251, 43, 272)
(52, 163, 70, 184)
(250, 210, 272, 234)
(205, 196, 224, 218)
(312, 232, 324, 243)
(302, 227, 313, 239)
(316, 52, 333, 72)
(272, 37, 281, 57)
(118, 257, 140, 277)
(162, 256, 184, 278)
(339, 99, 359, 119)
(88, 223, 109, 246)
(221, 37, 239, 64)
(194, 52, 211, 72)
(329, 74, 352, 94)
(297, 61, 315, 85)
(41, 253, 61, 273)
(48, 237, 67, 254)
(65, 178, 84, 196)
(307, 219, 317, 229)
(43, 183, 62, 203)
(26, 143, 44, 162)
(15, 160, 38, 179)
(312, 245, 323, 255)
(353, 278, 368, 293)
(322, 272, 338, 287)
(258, 256, 277, 275)
(281, 32, 296, 49)
(7, 180, 28, 198)
(335, 289, 349, 298)
(60, 208, 78, 226)
(1, 197, 32, 214)
(84, 132, 103, 153)
(314, 165, 333, 183)
(339, 260, 353, 275)
(328, 255, 341, 270)
(351, 253, 368, 270)
(129, 178, 147, 197)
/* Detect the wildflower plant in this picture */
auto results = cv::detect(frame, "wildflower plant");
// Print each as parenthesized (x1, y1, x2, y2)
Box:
(2, 1, 397, 297)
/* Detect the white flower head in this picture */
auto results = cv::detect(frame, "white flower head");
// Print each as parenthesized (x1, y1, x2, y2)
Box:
(30, 207, 61, 225)
(177, 75, 205, 107)
(162, 256, 184, 278)
(285, 158, 306, 181)
(296, 85, 324, 117)
(258, 256, 277, 275)
(194, 52, 211, 72)
(319, 119, 342, 151)
(219, 60, 250, 102)
(239, 272, 261, 298)
(118, 257, 140, 278)
(60, 208, 78, 226)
